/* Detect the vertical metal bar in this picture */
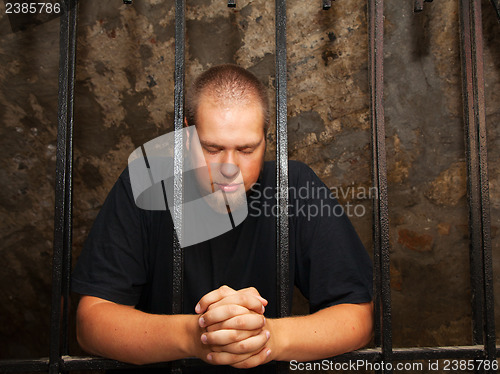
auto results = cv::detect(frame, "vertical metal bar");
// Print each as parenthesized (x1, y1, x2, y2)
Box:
(172, 0, 185, 316)
(275, 0, 289, 320)
(459, 0, 496, 371)
(61, 0, 78, 357)
(369, 0, 382, 351)
(368, 0, 392, 372)
(275, 0, 289, 372)
(50, 0, 77, 372)
(460, 0, 485, 351)
(172, 0, 185, 372)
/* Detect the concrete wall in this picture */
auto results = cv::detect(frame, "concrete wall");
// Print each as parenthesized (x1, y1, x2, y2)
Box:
(0, 0, 499, 362)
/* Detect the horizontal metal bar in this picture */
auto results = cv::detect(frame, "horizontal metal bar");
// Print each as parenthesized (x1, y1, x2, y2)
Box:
(0, 359, 49, 373)
(2, 346, 498, 373)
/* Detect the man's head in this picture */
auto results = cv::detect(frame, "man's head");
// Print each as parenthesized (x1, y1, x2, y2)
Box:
(185, 64, 270, 135)
(185, 65, 269, 212)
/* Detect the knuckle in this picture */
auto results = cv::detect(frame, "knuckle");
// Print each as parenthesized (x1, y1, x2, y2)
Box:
(238, 340, 247, 352)
(234, 316, 245, 328)
(234, 329, 247, 341)
(227, 304, 240, 316)
(203, 313, 212, 325)
(229, 329, 238, 340)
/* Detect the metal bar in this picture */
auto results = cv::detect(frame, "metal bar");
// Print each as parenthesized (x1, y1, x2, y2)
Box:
(0, 359, 50, 373)
(3, 344, 500, 373)
(172, 0, 185, 317)
(275, 0, 289, 320)
(61, 0, 78, 357)
(275, 0, 289, 372)
(469, 1, 497, 368)
(368, 0, 392, 372)
(57, 347, 500, 369)
(459, 0, 497, 372)
(49, 1, 77, 373)
(171, 0, 185, 372)
(460, 0, 485, 351)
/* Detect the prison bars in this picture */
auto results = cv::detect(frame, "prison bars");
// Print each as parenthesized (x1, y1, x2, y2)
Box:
(368, 0, 392, 372)
(459, 0, 497, 372)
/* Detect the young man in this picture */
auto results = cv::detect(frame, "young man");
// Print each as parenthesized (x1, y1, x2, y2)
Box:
(72, 64, 373, 372)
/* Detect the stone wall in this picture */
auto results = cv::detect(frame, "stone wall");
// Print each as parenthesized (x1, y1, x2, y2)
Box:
(0, 0, 499, 362)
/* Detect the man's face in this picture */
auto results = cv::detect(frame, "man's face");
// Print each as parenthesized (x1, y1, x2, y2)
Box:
(189, 94, 266, 212)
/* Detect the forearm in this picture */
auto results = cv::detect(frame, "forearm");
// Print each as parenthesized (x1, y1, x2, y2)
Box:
(76, 296, 204, 365)
(269, 302, 373, 362)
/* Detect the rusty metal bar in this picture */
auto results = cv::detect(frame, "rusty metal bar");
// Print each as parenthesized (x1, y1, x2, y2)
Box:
(4, 344, 500, 373)
(275, 0, 289, 320)
(60, 0, 78, 359)
(171, 0, 185, 372)
(49, 0, 78, 373)
(459, 0, 497, 372)
(368, 0, 392, 372)
(275, 0, 289, 372)
(172, 0, 185, 317)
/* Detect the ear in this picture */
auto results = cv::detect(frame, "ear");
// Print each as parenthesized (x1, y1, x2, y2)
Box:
(184, 117, 189, 127)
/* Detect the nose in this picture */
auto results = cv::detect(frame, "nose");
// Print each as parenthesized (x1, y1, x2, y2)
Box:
(220, 162, 240, 179)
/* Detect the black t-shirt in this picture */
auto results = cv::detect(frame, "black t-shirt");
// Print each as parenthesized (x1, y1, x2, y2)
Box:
(72, 160, 373, 372)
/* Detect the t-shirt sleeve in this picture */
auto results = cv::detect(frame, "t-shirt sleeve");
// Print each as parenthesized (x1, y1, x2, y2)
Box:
(290, 161, 373, 313)
(71, 168, 149, 306)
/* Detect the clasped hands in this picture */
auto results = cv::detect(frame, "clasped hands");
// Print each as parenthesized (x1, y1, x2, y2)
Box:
(194, 285, 274, 369)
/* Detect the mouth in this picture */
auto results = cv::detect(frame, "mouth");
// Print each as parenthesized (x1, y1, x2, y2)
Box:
(215, 183, 242, 193)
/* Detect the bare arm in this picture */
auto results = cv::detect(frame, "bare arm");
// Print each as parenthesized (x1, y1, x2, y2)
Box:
(76, 296, 206, 365)
(268, 301, 373, 361)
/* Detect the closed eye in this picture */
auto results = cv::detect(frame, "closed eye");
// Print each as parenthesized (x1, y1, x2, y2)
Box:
(204, 147, 222, 155)
(238, 148, 254, 154)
